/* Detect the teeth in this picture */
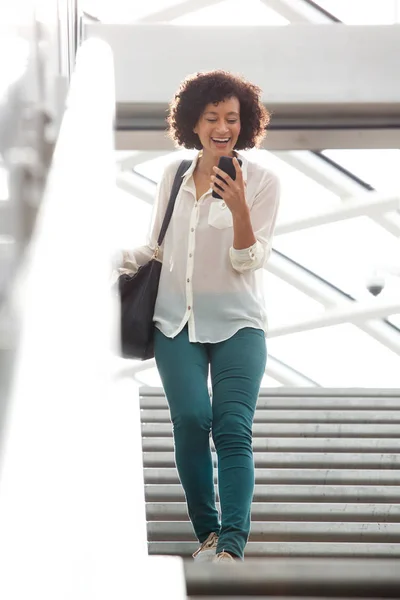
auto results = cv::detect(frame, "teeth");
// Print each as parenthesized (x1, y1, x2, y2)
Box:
(212, 138, 230, 142)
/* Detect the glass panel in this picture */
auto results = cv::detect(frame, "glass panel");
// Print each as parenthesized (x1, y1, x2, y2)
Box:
(264, 271, 325, 326)
(269, 324, 400, 387)
(112, 187, 152, 251)
(274, 216, 400, 300)
(260, 374, 282, 387)
(314, 0, 400, 24)
(134, 150, 197, 183)
(244, 149, 341, 222)
(135, 367, 162, 387)
(322, 149, 400, 193)
(389, 315, 400, 328)
(172, 0, 289, 25)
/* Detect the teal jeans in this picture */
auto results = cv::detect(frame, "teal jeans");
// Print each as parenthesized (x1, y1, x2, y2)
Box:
(154, 325, 267, 559)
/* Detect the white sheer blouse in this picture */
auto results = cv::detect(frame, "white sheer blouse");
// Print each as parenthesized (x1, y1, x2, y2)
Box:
(116, 151, 280, 343)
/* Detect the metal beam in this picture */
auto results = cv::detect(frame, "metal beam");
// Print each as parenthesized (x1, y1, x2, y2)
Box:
(374, 213, 400, 238)
(275, 193, 399, 236)
(261, 0, 335, 22)
(136, 0, 221, 23)
(266, 356, 319, 386)
(269, 299, 400, 338)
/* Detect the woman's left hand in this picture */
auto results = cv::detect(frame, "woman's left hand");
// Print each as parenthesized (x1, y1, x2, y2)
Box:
(210, 157, 248, 216)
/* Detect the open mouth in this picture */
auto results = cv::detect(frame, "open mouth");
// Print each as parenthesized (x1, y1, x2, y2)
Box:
(211, 137, 231, 146)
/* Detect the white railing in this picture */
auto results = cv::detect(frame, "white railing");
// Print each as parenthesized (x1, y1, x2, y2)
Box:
(0, 38, 185, 599)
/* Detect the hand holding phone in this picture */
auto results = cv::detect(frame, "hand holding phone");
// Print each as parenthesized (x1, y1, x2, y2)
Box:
(212, 156, 243, 199)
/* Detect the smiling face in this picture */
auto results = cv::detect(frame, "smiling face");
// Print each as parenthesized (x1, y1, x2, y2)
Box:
(193, 96, 241, 158)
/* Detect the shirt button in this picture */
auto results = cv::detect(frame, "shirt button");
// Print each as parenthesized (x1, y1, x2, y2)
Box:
(189, 253, 192, 258)
(188, 306, 191, 310)
(187, 278, 190, 283)
(191, 228, 195, 232)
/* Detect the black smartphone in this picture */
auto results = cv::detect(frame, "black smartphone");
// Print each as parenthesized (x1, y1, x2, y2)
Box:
(212, 156, 243, 199)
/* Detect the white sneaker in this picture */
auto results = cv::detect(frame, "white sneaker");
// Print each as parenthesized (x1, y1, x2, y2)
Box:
(213, 551, 236, 564)
(192, 532, 219, 563)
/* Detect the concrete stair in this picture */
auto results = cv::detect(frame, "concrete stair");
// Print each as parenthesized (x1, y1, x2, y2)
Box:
(140, 387, 400, 596)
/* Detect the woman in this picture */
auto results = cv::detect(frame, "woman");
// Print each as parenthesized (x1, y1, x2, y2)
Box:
(118, 70, 280, 563)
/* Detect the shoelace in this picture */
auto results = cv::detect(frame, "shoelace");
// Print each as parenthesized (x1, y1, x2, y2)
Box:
(192, 533, 218, 558)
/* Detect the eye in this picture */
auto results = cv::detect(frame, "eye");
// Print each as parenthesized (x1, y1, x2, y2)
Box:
(227, 120, 238, 124)
(206, 119, 217, 123)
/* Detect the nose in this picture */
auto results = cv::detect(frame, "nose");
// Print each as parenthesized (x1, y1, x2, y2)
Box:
(215, 126, 230, 136)
(214, 120, 230, 135)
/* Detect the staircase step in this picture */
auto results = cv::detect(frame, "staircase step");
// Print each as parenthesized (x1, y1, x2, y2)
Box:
(149, 541, 400, 558)
(183, 557, 400, 596)
(141, 408, 400, 424)
(140, 388, 400, 571)
(146, 502, 400, 522)
(142, 451, 400, 468)
(147, 520, 400, 542)
(142, 437, 400, 452)
(144, 468, 400, 485)
(145, 484, 400, 503)
(142, 423, 400, 437)
(140, 389, 400, 410)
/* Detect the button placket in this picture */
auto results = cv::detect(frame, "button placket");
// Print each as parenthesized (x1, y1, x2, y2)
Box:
(186, 203, 198, 327)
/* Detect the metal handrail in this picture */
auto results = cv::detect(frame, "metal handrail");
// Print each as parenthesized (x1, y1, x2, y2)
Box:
(0, 37, 185, 599)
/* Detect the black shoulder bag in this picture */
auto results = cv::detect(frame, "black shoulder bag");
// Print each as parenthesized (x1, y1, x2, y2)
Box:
(118, 160, 192, 360)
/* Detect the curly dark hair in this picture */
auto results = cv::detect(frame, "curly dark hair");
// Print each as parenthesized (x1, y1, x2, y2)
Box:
(167, 70, 270, 150)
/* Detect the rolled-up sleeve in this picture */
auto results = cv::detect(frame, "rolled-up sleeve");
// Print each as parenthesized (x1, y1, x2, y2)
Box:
(230, 172, 280, 274)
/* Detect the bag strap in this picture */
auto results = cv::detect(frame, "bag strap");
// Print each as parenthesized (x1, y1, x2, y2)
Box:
(154, 160, 192, 254)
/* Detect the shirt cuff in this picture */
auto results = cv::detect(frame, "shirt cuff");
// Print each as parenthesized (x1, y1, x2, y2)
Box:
(229, 240, 265, 273)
